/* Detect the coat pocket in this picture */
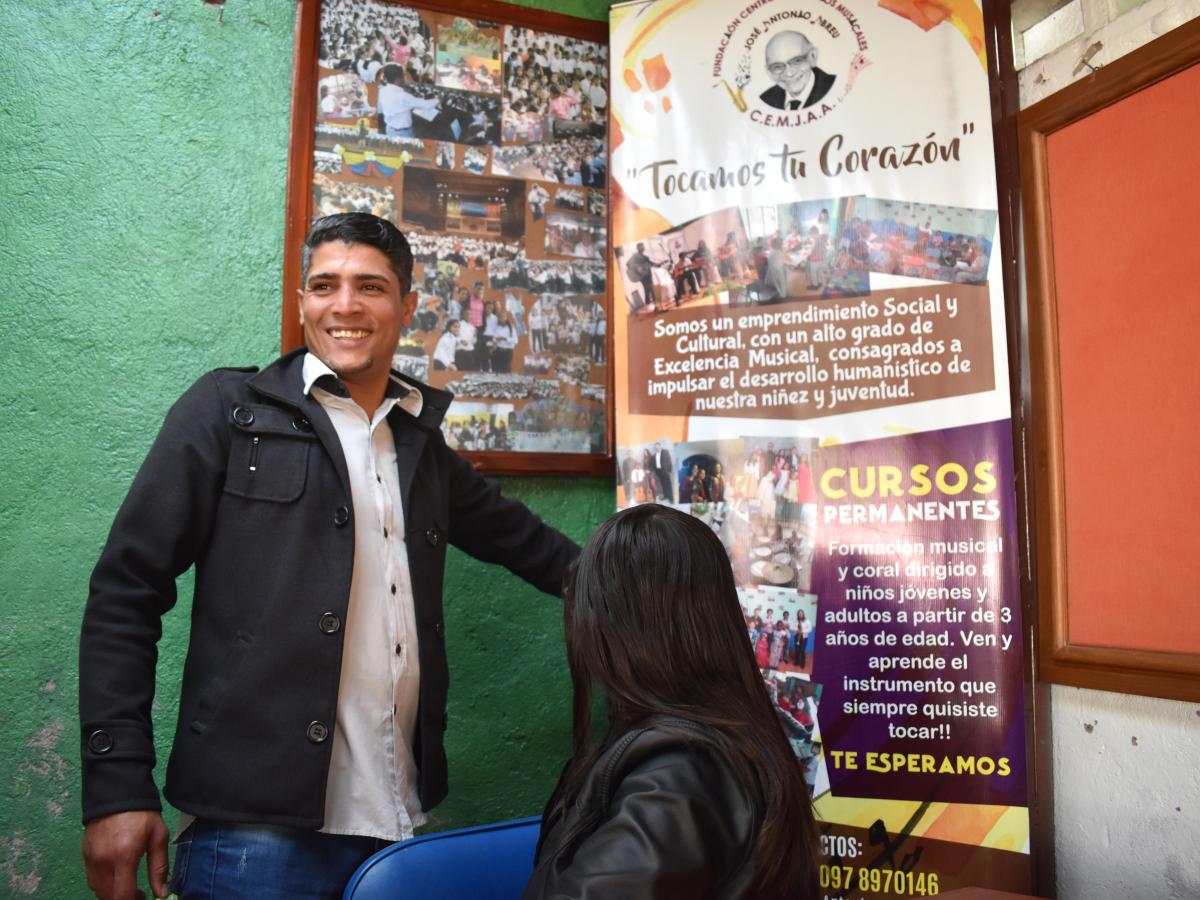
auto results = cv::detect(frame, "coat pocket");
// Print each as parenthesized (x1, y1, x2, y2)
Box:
(222, 404, 315, 503)
(188, 628, 256, 735)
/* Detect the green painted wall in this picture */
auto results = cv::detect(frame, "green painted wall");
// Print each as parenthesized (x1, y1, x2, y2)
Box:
(0, 1, 608, 895)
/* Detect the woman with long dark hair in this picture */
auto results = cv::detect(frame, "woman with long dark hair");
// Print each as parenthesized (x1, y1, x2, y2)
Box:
(524, 504, 819, 899)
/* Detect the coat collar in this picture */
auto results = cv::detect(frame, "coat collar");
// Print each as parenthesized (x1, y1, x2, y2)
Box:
(245, 348, 455, 506)
(246, 347, 455, 431)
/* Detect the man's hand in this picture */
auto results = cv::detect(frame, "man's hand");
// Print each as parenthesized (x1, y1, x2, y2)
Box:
(83, 810, 170, 900)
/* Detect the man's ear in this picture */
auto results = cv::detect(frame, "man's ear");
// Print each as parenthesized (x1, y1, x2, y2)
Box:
(399, 290, 419, 327)
(297, 289, 306, 326)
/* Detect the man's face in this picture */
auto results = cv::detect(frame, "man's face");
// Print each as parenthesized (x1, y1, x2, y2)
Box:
(299, 241, 415, 392)
(765, 32, 815, 97)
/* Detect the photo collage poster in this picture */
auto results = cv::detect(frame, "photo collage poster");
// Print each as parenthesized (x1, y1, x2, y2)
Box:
(612, 0, 1033, 896)
(314, 0, 609, 456)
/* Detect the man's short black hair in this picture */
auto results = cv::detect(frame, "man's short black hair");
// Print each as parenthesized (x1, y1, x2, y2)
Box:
(301, 213, 414, 291)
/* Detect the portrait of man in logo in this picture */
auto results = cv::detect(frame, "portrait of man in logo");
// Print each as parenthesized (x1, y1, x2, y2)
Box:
(759, 30, 836, 110)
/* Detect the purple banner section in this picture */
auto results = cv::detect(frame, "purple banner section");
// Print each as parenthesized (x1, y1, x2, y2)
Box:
(811, 420, 1026, 807)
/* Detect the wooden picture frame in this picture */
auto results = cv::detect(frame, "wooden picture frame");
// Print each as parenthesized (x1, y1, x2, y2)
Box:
(284, 0, 613, 475)
(1018, 17, 1200, 702)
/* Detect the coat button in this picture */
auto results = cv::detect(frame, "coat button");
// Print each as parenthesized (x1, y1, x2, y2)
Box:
(232, 405, 255, 426)
(292, 416, 313, 433)
(425, 528, 440, 546)
(318, 612, 341, 634)
(306, 721, 329, 743)
(88, 729, 114, 754)
(333, 506, 350, 527)
(434, 622, 444, 639)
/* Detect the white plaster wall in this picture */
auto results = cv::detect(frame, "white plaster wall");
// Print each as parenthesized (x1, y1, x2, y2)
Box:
(1051, 686, 1200, 899)
(1017, 0, 1200, 108)
(1013, 3, 1200, 897)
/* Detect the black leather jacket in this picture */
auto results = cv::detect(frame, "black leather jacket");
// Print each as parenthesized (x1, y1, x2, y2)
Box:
(524, 718, 760, 899)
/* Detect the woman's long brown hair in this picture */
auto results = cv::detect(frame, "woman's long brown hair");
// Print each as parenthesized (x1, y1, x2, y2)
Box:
(556, 503, 819, 898)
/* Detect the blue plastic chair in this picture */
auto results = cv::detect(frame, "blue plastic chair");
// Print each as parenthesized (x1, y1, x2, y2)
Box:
(343, 816, 542, 899)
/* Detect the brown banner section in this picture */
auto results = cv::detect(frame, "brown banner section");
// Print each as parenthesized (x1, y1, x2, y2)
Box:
(627, 286, 994, 420)
(819, 821, 1034, 899)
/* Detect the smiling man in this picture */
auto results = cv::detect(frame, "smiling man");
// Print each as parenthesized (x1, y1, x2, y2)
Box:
(759, 30, 836, 111)
(79, 213, 579, 899)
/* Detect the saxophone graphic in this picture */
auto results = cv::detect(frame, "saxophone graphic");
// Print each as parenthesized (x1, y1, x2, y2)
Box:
(717, 54, 752, 112)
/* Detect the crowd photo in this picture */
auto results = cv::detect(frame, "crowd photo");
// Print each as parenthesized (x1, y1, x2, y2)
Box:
(544, 214, 605, 259)
(736, 197, 875, 303)
(313, 174, 396, 219)
(554, 187, 585, 211)
(440, 402, 515, 451)
(511, 397, 604, 453)
(840, 196, 998, 285)
(428, 298, 520, 373)
(391, 335, 430, 382)
(462, 146, 489, 174)
(314, 123, 427, 164)
(314, 149, 343, 174)
(491, 137, 606, 185)
(319, 0, 435, 86)
(409, 231, 520, 267)
(444, 372, 560, 401)
(317, 72, 372, 119)
(527, 295, 605, 360)
(435, 18, 501, 94)
(489, 257, 562, 292)
(502, 25, 608, 143)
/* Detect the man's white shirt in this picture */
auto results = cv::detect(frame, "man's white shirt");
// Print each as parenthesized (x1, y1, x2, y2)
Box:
(304, 353, 427, 842)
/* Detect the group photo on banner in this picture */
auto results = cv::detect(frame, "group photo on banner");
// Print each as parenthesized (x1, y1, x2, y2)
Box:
(611, 0, 1032, 896)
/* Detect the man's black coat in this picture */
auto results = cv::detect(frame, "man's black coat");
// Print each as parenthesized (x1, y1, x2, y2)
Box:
(80, 348, 578, 827)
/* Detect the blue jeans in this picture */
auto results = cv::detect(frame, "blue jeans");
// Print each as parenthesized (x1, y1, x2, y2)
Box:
(170, 820, 391, 899)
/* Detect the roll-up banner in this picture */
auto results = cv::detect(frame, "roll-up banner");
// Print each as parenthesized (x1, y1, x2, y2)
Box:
(610, 1, 1032, 895)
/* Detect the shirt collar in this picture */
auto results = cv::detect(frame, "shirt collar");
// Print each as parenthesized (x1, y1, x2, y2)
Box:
(301, 352, 424, 418)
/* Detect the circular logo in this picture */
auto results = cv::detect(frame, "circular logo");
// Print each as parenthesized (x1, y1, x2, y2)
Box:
(712, 0, 872, 126)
